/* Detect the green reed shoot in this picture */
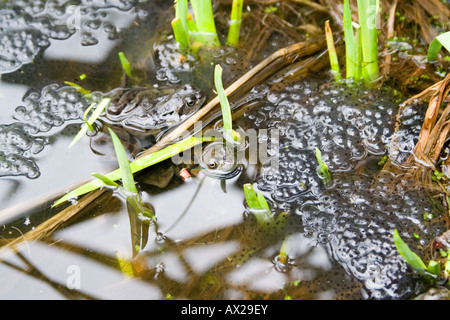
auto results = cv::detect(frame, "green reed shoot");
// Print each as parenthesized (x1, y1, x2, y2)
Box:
(427, 31, 450, 61)
(357, 0, 379, 83)
(108, 128, 138, 194)
(54, 136, 214, 207)
(111, 124, 155, 218)
(343, 0, 358, 80)
(189, 0, 220, 47)
(68, 98, 111, 148)
(227, 0, 244, 46)
(175, 0, 189, 40)
(338, 0, 379, 84)
(393, 229, 440, 277)
(315, 148, 331, 184)
(325, 20, 342, 83)
(172, 17, 190, 50)
(243, 183, 274, 228)
(214, 64, 240, 142)
(118, 52, 132, 78)
(64, 81, 91, 96)
(172, 0, 190, 49)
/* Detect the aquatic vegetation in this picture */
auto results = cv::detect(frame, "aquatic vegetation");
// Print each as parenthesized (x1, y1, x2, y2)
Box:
(243, 183, 274, 228)
(171, 0, 244, 49)
(315, 147, 332, 184)
(427, 31, 450, 61)
(68, 98, 111, 148)
(214, 64, 240, 142)
(118, 52, 132, 78)
(324, 20, 342, 83)
(227, 0, 244, 46)
(393, 229, 442, 279)
(329, 0, 380, 84)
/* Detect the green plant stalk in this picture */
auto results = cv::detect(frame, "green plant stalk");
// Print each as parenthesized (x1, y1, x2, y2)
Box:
(243, 183, 274, 228)
(214, 64, 240, 142)
(214, 65, 232, 132)
(354, 27, 363, 81)
(108, 128, 138, 194)
(226, 0, 244, 46)
(343, 0, 357, 79)
(68, 98, 111, 148)
(325, 20, 342, 83)
(175, 0, 189, 41)
(357, 0, 379, 83)
(54, 136, 213, 206)
(118, 52, 132, 78)
(172, 17, 190, 49)
(189, 0, 220, 46)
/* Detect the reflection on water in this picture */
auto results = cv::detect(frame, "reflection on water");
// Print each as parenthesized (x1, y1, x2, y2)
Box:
(0, 169, 352, 300)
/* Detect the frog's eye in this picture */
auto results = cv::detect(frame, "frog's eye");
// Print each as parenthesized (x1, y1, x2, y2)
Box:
(208, 159, 218, 169)
(184, 94, 197, 107)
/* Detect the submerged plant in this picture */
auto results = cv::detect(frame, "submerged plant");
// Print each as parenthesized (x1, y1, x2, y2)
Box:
(243, 183, 274, 227)
(118, 52, 132, 78)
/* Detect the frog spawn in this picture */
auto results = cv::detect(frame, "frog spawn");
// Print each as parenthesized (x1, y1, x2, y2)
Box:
(240, 79, 446, 299)
(0, 84, 99, 179)
(0, 1, 137, 74)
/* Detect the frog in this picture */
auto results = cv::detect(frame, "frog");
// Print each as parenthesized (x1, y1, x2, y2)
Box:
(91, 83, 206, 157)
(199, 142, 240, 179)
(104, 84, 205, 142)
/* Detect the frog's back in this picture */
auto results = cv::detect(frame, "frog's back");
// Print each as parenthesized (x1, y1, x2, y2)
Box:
(104, 84, 205, 132)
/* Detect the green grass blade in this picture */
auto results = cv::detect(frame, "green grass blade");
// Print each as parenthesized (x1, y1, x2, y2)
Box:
(393, 229, 427, 272)
(214, 65, 232, 132)
(214, 64, 240, 142)
(325, 20, 342, 83)
(68, 98, 111, 148)
(357, 0, 379, 83)
(108, 128, 138, 194)
(118, 52, 132, 78)
(54, 136, 213, 207)
(91, 173, 119, 187)
(226, 0, 244, 46)
(64, 81, 91, 96)
(427, 31, 450, 61)
(343, 0, 357, 79)
(189, 0, 220, 46)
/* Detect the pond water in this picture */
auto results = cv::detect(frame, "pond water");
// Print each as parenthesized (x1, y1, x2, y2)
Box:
(0, 0, 447, 300)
